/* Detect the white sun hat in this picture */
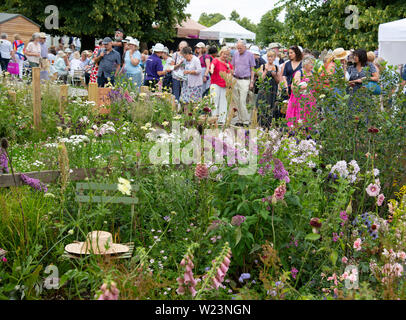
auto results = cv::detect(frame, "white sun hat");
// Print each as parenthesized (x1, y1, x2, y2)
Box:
(65, 231, 129, 255)
(250, 45, 261, 56)
(122, 36, 134, 43)
(128, 38, 140, 47)
(152, 43, 165, 53)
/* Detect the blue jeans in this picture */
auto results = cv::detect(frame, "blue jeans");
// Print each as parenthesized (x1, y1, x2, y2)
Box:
(126, 72, 142, 92)
(172, 78, 183, 102)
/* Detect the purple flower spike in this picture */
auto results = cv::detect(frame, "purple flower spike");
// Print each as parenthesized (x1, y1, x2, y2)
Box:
(20, 174, 48, 193)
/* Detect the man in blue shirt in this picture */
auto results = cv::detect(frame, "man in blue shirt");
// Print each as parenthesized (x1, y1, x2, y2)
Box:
(95, 37, 121, 87)
(143, 43, 167, 90)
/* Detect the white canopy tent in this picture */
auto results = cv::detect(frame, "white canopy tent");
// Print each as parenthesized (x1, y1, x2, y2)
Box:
(378, 18, 406, 66)
(199, 20, 256, 43)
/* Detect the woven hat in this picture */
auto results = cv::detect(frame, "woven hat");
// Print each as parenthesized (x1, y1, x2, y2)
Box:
(65, 231, 129, 255)
(268, 42, 281, 49)
(39, 32, 47, 39)
(332, 48, 350, 60)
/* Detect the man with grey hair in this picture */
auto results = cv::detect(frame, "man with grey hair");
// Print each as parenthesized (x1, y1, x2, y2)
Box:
(231, 39, 256, 126)
(0, 33, 13, 74)
(39, 32, 50, 80)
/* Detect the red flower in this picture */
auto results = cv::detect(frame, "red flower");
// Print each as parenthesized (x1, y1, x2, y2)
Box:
(368, 127, 379, 133)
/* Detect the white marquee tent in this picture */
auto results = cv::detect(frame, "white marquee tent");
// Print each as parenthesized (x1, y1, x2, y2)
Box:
(378, 18, 406, 66)
(199, 20, 256, 42)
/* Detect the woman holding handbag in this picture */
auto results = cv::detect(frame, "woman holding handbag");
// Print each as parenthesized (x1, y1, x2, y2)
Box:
(12, 34, 25, 79)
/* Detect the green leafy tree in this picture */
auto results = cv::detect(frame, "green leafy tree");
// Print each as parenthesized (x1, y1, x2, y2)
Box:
(228, 10, 257, 34)
(229, 10, 240, 22)
(257, 7, 284, 46)
(198, 12, 226, 27)
(0, 0, 190, 49)
(278, 0, 406, 50)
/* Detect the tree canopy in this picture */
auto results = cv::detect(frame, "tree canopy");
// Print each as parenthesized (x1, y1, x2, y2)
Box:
(256, 7, 284, 46)
(278, 0, 406, 51)
(0, 0, 190, 45)
(198, 13, 226, 27)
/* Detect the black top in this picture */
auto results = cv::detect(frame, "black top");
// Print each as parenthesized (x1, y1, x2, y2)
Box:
(113, 41, 124, 65)
(283, 60, 302, 95)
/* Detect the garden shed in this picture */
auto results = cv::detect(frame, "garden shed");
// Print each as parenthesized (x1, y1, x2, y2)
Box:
(0, 12, 40, 44)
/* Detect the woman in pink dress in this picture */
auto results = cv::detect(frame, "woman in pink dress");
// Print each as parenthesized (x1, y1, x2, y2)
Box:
(286, 56, 317, 127)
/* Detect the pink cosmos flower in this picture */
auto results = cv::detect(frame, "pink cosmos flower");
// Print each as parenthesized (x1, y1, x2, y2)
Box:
(377, 194, 385, 206)
(353, 238, 362, 251)
(342, 256, 348, 264)
(366, 183, 380, 197)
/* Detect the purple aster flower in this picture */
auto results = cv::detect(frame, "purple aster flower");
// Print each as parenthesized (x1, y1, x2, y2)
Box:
(20, 174, 48, 192)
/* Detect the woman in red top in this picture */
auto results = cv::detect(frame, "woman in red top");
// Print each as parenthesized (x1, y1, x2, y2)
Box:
(209, 47, 233, 125)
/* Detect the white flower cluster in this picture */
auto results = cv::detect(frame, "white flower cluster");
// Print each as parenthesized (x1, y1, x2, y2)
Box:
(92, 122, 116, 137)
(330, 159, 360, 183)
(287, 139, 319, 165)
(79, 116, 90, 124)
(59, 135, 90, 146)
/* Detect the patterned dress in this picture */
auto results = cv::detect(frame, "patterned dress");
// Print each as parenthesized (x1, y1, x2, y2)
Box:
(89, 46, 101, 84)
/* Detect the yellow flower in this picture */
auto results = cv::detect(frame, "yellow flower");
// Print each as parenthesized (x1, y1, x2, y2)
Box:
(57, 126, 63, 132)
(173, 115, 182, 120)
(86, 129, 94, 135)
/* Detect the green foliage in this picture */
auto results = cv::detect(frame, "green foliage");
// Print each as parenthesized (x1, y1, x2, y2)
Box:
(278, 0, 406, 50)
(256, 8, 284, 46)
(198, 12, 226, 27)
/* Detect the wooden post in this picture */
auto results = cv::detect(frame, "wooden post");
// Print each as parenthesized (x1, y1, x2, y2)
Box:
(7, 90, 16, 104)
(250, 107, 258, 129)
(59, 84, 69, 114)
(88, 83, 98, 105)
(32, 67, 41, 130)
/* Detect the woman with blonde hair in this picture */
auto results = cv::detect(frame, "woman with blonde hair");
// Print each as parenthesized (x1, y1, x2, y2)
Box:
(209, 47, 233, 125)
(257, 49, 281, 127)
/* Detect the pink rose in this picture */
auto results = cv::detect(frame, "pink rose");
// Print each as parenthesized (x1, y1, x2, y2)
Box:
(353, 238, 362, 251)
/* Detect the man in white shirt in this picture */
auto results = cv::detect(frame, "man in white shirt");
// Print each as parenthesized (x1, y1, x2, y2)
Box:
(0, 33, 13, 73)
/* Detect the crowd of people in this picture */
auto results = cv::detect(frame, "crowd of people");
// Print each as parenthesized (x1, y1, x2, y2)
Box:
(1, 28, 405, 128)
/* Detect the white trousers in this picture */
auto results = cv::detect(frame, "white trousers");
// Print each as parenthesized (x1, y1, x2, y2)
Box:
(232, 79, 250, 123)
(210, 84, 227, 124)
